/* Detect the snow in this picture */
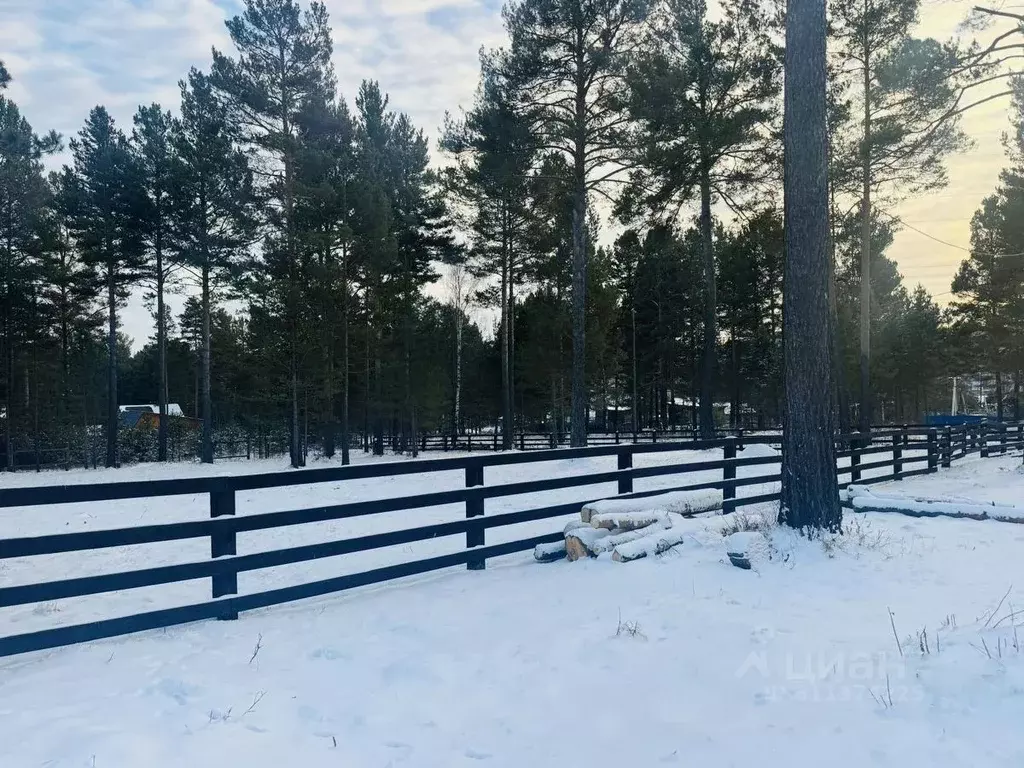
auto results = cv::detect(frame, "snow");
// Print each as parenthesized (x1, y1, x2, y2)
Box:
(589, 509, 671, 530)
(608, 521, 689, 562)
(532, 541, 566, 562)
(582, 488, 723, 522)
(848, 484, 1024, 522)
(1, 450, 1023, 766)
(725, 530, 763, 555)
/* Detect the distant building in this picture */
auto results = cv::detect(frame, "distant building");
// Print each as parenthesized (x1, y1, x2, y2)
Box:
(119, 404, 198, 431)
(119, 404, 184, 417)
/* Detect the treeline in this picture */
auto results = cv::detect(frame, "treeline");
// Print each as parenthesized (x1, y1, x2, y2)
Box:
(0, 0, 1019, 469)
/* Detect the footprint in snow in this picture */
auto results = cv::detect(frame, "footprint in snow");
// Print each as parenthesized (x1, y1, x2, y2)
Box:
(464, 749, 492, 760)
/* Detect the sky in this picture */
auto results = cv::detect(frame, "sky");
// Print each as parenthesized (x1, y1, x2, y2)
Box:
(0, 0, 1018, 348)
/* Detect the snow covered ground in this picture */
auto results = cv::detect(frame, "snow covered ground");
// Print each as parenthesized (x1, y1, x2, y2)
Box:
(3, 448, 1022, 767)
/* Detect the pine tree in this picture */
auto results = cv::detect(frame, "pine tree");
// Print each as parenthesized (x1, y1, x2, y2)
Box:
(69, 107, 144, 468)
(131, 103, 175, 461)
(37, 169, 101, 457)
(212, 0, 334, 467)
(390, 115, 449, 456)
(352, 81, 398, 456)
(830, 0, 981, 431)
(780, 0, 841, 530)
(0, 92, 59, 469)
(441, 62, 537, 448)
(171, 69, 254, 463)
(503, 0, 651, 447)
(623, 0, 780, 438)
(294, 94, 357, 462)
(717, 210, 785, 428)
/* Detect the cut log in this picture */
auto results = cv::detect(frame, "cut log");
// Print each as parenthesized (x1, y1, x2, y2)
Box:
(565, 528, 611, 561)
(612, 529, 688, 562)
(564, 519, 589, 535)
(582, 489, 723, 524)
(847, 488, 1024, 522)
(728, 554, 752, 570)
(534, 541, 568, 563)
(590, 510, 670, 531)
(725, 531, 762, 557)
(594, 519, 673, 554)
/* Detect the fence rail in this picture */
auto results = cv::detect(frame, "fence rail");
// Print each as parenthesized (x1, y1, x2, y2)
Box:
(0, 422, 1021, 658)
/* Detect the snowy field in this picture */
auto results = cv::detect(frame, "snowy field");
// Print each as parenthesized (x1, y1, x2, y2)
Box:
(3, 447, 1023, 767)
(0, 442, 926, 636)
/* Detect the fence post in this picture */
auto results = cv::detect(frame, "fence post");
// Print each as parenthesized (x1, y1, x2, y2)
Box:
(617, 447, 633, 495)
(652, 429, 658, 444)
(467, 433, 473, 453)
(723, 437, 737, 513)
(465, 462, 485, 571)
(892, 432, 903, 480)
(942, 426, 952, 469)
(1000, 422, 1007, 455)
(927, 428, 938, 473)
(493, 430, 498, 452)
(850, 434, 862, 484)
(980, 421, 989, 458)
(210, 487, 238, 620)
(736, 428, 745, 451)
(519, 432, 525, 451)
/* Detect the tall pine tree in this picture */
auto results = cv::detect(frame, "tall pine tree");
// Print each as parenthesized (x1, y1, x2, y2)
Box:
(212, 0, 334, 467)
(172, 69, 254, 463)
(503, 0, 651, 446)
(68, 107, 143, 468)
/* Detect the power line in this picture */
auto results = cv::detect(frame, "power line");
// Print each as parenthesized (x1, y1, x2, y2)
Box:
(881, 210, 1024, 258)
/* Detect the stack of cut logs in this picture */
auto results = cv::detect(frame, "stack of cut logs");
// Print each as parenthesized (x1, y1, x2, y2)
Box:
(534, 490, 723, 563)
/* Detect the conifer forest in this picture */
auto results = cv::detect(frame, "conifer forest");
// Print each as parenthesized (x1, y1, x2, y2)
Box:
(1, 0, 1022, 470)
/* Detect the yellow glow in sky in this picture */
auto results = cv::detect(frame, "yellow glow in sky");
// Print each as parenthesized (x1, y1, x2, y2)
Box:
(892, 3, 1018, 303)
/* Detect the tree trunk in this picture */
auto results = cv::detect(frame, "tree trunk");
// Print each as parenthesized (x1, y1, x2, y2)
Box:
(405, 270, 417, 459)
(3, 294, 12, 472)
(508, 242, 517, 446)
(859, 24, 873, 435)
(156, 227, 168, 462)
(454, 304, 463, 437)
(201, 262, 213, 464)
(341, 244, 350, 465)
(631, 307, 638, 435)
(373, 295, 384, 457)
(996, 370, 1004, 422)
(1014, 370, 1020, 422)
(826, 175, 851, 435)
(780, 0, 840, 531)
(106, 262, 118, 468)
(570, 182, 588, 447)
(828, 246, 851, 434)
(731, 331, 740, 430)
(501, 224, 512, 450)
(363, 311, 370, 453)
(291, 360, 301, 466)
(550, 373, 558, 447)
(698, 168, 716, 440)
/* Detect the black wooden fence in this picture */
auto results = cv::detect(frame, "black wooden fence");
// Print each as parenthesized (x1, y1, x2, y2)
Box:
(0, 422, 1020, 659)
